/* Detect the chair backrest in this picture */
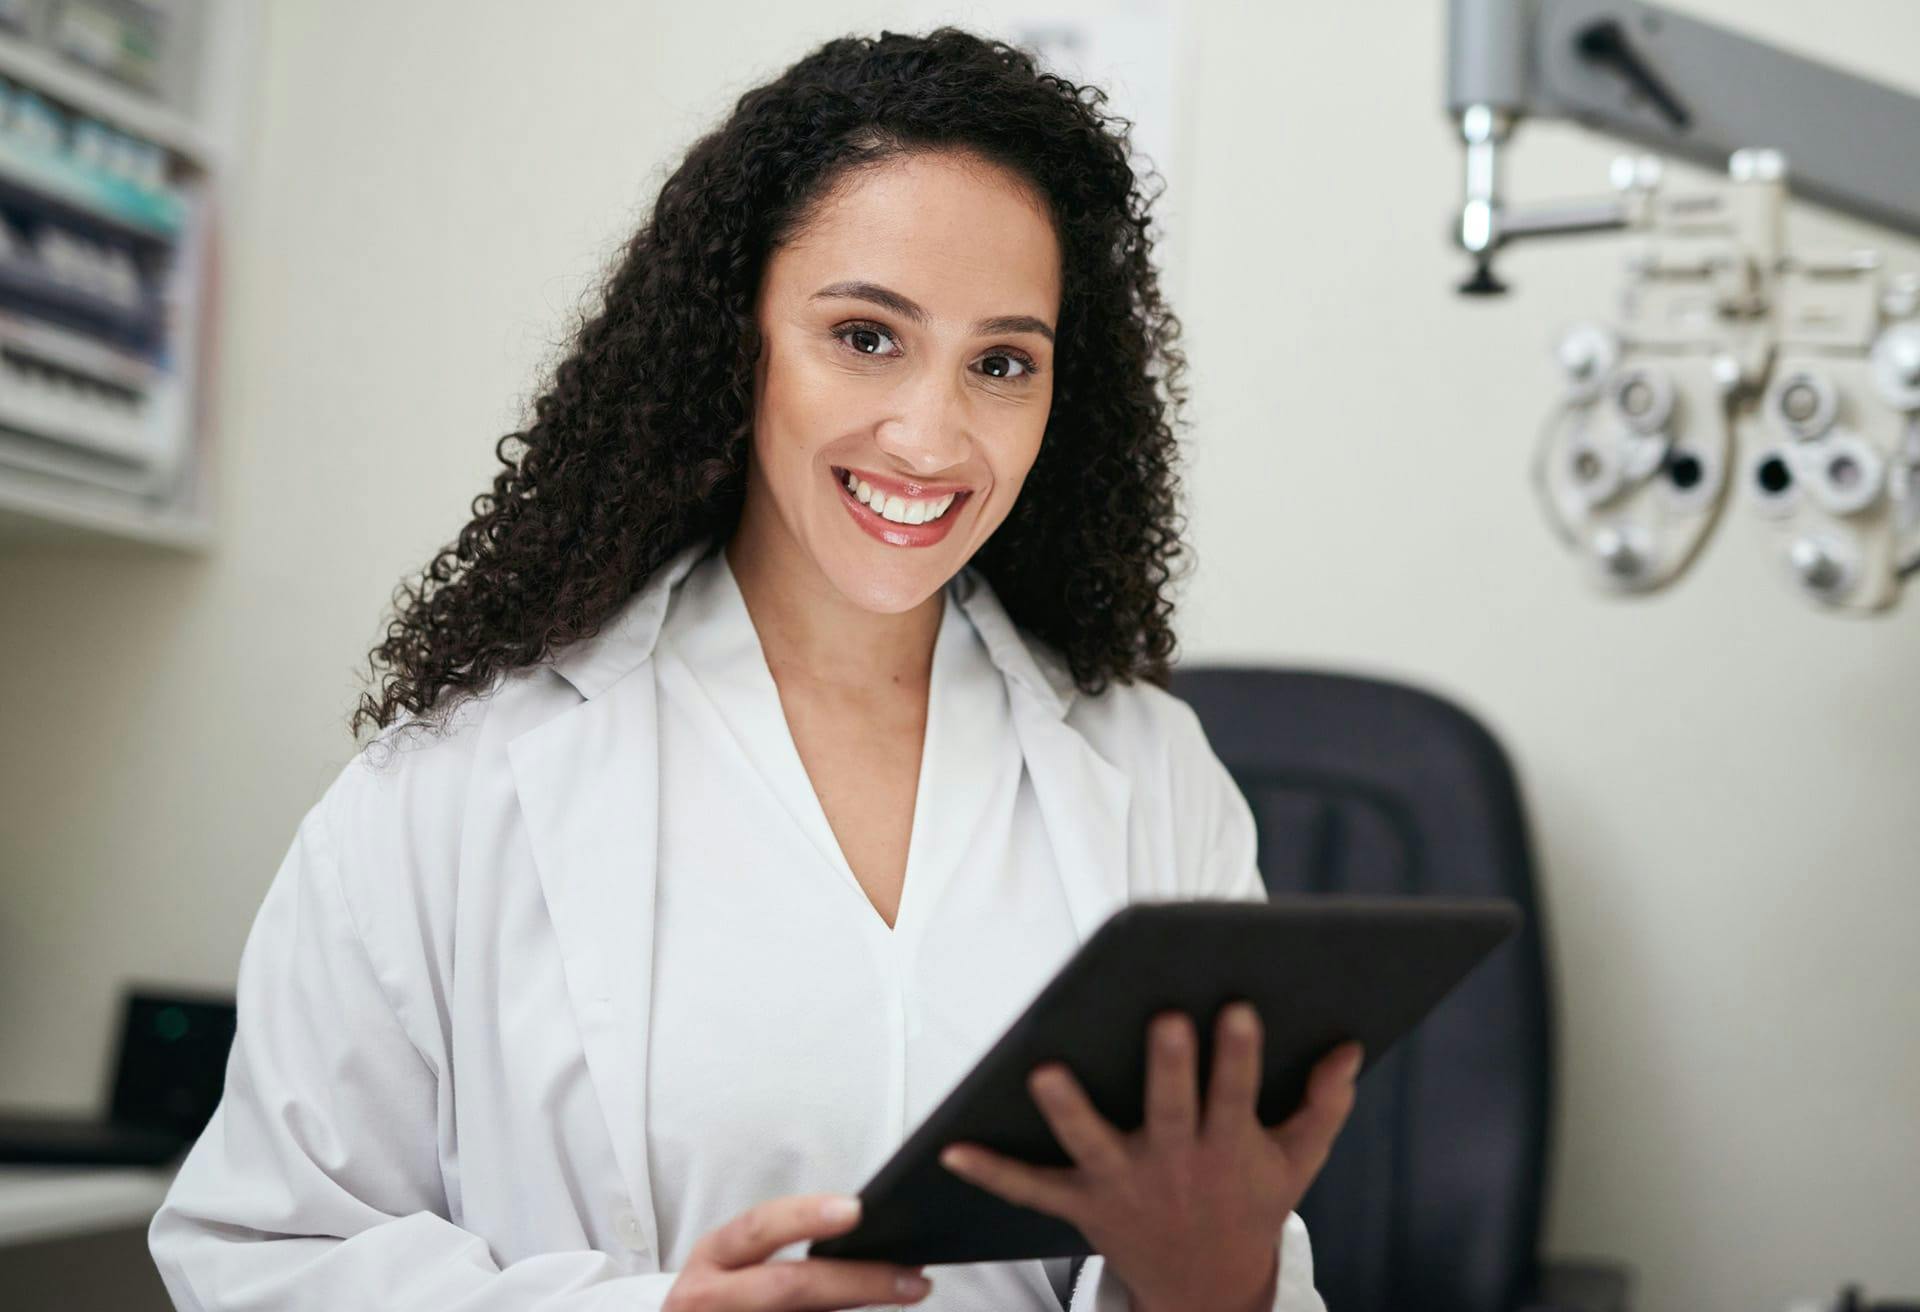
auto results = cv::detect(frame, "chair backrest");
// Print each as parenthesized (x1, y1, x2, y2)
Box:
(1170, 666, 1555, 1312)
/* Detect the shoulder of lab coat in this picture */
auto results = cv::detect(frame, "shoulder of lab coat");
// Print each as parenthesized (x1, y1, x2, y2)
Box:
(284, 540, 711, 1087)
(147, 766, 683, 1310)
(146, 592, 689, 1309)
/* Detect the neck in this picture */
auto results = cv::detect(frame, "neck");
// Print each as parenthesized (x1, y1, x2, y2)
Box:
(725, 500, 944, 695)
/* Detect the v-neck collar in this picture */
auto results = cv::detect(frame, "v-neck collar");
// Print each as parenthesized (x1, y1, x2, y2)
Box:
(894, 576, 1015, 946)
(657, 546, 999, 940)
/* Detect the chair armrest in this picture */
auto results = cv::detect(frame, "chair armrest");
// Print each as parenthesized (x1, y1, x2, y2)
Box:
(1518, 1257, 1632, 1312)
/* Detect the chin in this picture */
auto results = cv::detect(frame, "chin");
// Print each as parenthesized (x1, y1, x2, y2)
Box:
(813, 537, 964, 615)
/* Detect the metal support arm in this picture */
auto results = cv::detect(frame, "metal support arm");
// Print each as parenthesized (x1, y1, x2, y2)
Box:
(1447, 0, 1920, 293)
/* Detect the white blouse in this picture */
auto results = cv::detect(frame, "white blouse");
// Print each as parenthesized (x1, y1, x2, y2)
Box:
(648, 547, 1080, 1309)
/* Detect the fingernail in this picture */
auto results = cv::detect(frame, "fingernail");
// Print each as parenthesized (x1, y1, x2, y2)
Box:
(940, 1146, 968, 1171)
(1341, 1044, 1365, 1080)
(821, 1195, 860, 1224)
(897, 1272, 932, 1298)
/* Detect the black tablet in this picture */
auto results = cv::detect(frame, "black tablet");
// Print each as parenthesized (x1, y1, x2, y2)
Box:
(808, 894, 1520, 1267)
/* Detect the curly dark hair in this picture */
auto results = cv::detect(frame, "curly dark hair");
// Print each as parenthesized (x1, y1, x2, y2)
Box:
(349, 24, 1194, 741)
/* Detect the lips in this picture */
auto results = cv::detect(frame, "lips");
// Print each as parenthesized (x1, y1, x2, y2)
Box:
(831, 465, 971, 548)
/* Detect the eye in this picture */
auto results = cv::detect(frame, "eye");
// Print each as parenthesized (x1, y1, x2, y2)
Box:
(831, 320, 901, 359)
(978, 350, 1038, 382)
(830, 320, 1042, 385)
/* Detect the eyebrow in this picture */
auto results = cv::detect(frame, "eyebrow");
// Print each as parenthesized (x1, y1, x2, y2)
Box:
(809, 280, 1055, 345)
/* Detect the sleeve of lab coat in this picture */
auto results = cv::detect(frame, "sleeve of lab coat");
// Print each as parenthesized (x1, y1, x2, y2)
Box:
(147, 793, 686, 1312)
(1064, 697, 1329, 1312)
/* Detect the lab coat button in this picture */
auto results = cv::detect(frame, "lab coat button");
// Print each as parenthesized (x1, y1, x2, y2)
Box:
(613, 1206, 646, 1250)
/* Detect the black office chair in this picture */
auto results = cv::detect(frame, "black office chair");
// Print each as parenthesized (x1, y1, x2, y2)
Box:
(1169, 665, 1630, 1312)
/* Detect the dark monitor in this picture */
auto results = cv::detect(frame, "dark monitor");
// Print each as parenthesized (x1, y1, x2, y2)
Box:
(108, 987, 237, 1140)
(0, 985, 237, 1166)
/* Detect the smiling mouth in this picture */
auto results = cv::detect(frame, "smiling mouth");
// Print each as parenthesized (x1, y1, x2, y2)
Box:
(832, 466, 971, 526)
(829, 465, 973, 548)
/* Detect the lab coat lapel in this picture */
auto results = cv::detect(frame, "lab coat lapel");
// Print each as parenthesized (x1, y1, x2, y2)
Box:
(504, 541, 710, 1268)
(952, 570, 1133, 942)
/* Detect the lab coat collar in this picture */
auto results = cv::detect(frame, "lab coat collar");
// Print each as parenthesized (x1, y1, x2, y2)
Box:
(947, 565, 1080, 719)
(941, 569, 1131, 940)
(543, 540, 715, 701)
(545, 537, 1082, 720)
(509, 536, 1127, 1271)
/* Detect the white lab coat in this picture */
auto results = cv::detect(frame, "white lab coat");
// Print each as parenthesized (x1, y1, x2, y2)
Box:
(148, 539, 1326, 1312)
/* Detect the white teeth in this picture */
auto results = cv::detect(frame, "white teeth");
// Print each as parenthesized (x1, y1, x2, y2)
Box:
(842, 471, 962, 525)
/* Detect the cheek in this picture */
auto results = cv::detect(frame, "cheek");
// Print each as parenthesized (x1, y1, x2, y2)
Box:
(762, 352, 863, 457)
(753, 351, 832, 482)
(992, 424, 1050, 500)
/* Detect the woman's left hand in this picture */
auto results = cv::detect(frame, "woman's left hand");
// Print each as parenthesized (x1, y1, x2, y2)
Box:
(939, 1003, 1362, 1312)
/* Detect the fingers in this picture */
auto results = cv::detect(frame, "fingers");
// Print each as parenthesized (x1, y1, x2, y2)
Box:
(678, 1195, 932, 1312)
(940, 1141, 1083, 1220)
(1144, 1011, 1199, 1143)
(1026, 1063, 1129, 1177)
(693, 1257, 932, 1312)
(1203, 1001, 1263, 1135)
(693, 1194, 865, 1270)
(1269, 1041, 1363, 1173)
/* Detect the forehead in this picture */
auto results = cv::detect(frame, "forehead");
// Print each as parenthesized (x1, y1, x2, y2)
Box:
(766, 150, 1061, 313)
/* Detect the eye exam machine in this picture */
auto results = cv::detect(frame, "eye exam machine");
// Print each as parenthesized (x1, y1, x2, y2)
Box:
(1446, 0, 1920, 613)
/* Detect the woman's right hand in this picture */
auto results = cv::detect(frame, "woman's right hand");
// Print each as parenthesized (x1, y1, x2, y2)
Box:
(660, 1193, 932, 1312)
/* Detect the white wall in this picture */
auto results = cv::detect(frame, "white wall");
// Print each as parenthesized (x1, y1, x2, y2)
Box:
(2, 2, 1915, 1308)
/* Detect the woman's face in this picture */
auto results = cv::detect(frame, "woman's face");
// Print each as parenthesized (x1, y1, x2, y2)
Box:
(740, 149, 1062, 614)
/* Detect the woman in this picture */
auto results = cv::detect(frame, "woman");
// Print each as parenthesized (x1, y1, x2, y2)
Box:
(149, 26, 1360, 1312)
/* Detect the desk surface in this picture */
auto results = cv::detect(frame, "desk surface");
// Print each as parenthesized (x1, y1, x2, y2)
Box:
(0, 1164, 177, 1248)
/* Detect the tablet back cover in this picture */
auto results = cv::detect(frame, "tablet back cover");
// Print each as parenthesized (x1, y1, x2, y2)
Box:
(809, 895, 1519, 1266)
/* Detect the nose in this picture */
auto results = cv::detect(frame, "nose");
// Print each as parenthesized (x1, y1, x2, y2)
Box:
(873, 372, 971, 476)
